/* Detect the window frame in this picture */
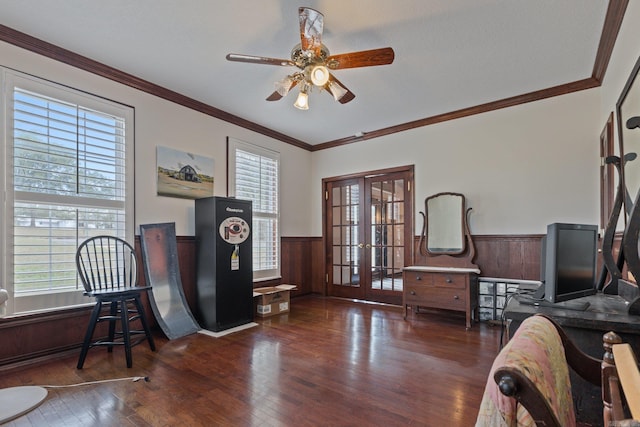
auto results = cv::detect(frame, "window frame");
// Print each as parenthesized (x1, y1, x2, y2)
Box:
(227, 137, 281, 281)
(1, 68, 135, 316)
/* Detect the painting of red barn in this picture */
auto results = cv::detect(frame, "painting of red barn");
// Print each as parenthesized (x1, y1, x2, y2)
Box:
(156, 146, 214, 199)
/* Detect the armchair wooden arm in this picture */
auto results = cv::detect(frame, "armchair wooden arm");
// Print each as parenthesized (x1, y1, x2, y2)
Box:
(606, 343, 640, 426)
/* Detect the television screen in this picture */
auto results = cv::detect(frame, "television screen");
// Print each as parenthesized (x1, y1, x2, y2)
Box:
(542, 223, 598, 303)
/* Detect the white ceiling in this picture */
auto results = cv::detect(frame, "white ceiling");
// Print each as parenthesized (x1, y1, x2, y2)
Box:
(0, 1, 610, 146)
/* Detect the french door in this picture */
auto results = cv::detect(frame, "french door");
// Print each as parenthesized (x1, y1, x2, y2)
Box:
(324, 167, 413, 305)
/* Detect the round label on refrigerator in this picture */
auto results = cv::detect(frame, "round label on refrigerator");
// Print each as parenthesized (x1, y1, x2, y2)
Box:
(219, 216, 250, 244)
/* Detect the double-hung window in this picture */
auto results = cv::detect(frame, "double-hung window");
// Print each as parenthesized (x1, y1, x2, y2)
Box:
(227, 138, 280, 281)
(1, 69, 134, 316)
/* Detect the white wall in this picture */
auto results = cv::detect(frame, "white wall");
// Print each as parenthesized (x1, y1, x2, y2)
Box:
(0, 40, 313, 237)
(312, 88, 601, 236)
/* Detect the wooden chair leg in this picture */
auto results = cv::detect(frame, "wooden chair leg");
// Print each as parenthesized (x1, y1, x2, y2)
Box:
(119, 298, 132, 368)
(77, 302, 102, 369)
(108, 301, 118, 353)
(134, 296, 156, 351)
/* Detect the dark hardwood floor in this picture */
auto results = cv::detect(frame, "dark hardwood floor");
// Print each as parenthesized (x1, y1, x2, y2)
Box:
(0, 296, 503, 426)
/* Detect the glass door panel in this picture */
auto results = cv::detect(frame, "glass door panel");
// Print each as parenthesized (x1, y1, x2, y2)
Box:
(368, 177, 405, 297)
(328, 180, 364, 298)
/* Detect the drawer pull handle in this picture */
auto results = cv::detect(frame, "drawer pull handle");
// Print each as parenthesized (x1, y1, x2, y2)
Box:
(446, 278, 452, 283)
(416, 276, 422, 281)
(453, 295, 459, 300)
(410, 291, 416, 295)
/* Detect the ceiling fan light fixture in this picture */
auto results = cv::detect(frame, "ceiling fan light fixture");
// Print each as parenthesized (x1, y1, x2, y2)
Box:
(328, 80, 348, 101)
(275, 75, 294, 96)
(226, 8, 393, 109)
(309, 65, 329, 86)
(294, 90, 309, 110)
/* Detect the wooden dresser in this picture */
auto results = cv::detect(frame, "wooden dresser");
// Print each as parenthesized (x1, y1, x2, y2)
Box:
(403, 266, 480, 329)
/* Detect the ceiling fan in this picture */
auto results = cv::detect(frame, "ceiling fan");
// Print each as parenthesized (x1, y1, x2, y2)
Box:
(226, 7, 395, 110)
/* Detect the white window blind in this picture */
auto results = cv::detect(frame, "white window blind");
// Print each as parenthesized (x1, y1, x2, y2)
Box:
(1, 69, 134, 315)
(228, 138, 280, 281)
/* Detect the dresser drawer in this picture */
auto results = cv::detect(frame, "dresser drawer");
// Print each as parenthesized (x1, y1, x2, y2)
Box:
(432, 273, 466, 289)
(404, 271, 466, 288)
(403, 271, 431, 284)
(404, 283, 430, 304)
(405, 285, 467, 310)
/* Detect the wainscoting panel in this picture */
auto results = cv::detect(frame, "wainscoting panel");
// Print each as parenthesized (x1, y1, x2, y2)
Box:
(0, 233, 590, 367)
(473, 235, 544, 280)
(413, 234, 544, 280)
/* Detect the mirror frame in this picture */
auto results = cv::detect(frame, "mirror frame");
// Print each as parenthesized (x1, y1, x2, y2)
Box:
(424, 192, 465, 255)
(418, 192, 478, 270)
(617, 55, 640, 222)
(618, 55, 640, 288)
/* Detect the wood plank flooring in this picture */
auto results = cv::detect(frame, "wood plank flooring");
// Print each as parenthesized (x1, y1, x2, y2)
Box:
(0, 296, 504, 426)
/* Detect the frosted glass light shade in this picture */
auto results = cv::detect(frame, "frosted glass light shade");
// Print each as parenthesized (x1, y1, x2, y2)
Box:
(328, 81, 348, 101)
(309, 65, 329, 86)
(275, 76, 294, 96)
(294, 91, 309, 110)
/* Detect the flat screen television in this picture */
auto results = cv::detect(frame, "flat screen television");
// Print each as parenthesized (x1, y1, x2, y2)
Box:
(533, 223, 598, 305)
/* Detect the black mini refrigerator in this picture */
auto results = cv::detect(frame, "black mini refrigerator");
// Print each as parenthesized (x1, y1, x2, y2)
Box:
(195, 196, 253, 331)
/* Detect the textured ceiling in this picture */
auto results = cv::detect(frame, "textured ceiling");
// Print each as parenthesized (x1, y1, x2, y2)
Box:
(0, 1, 610, 146)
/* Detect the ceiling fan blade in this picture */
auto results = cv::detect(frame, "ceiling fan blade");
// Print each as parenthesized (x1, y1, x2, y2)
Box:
(226, 53, 295, 67)
(299, 7, 324, 55)
(266, 91, 284, 101)
(325, 74, 355, 104)
(326, 47, 395, 70)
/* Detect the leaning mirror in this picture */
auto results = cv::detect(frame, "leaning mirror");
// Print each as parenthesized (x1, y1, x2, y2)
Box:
(418, 192, 478, 270)
(425, 193, 465, 254)
(618, 55, 640, 220)
(618, 55, 640, 291)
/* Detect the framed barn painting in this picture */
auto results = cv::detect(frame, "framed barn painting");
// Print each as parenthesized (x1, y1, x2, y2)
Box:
(156, 146, 214, 199)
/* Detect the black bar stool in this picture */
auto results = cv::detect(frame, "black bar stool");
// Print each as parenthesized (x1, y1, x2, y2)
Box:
(76, 235, 156, 369)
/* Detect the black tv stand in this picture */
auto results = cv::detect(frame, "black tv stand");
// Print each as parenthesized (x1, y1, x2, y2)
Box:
(514, 294, 590, 311)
